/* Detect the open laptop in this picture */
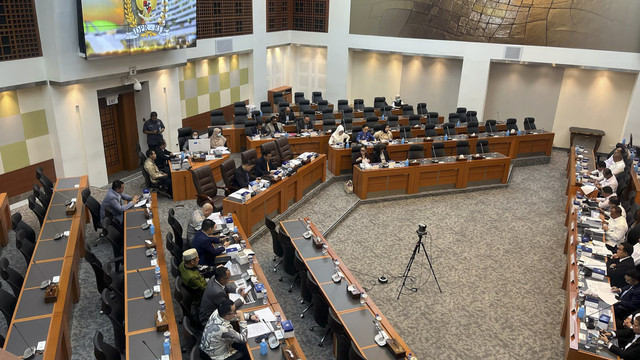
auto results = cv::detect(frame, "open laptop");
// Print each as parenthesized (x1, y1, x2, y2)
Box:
(188, 139, 210, 153)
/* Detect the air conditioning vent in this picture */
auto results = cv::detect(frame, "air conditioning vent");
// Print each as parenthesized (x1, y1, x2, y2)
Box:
(504, 46, 522, 60)
(216, 39, 233, 54)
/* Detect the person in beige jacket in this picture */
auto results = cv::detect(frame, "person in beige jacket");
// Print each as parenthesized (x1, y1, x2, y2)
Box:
(374, 125, 393, 142)
(144, 149, 172, 195)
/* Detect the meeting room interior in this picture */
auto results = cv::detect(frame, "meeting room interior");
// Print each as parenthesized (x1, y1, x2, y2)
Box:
(0, 0, 639, 359)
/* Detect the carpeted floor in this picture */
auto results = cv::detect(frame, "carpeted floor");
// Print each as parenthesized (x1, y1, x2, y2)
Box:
(2, 149, 568, 359)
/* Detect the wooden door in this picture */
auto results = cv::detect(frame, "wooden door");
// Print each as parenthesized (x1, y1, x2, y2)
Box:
(99, 98, 124, 175)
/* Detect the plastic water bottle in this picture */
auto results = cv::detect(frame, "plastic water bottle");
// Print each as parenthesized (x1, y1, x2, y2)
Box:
(262, 289, 268, 305)
(260, 339, 268, 355)
(456, 120, 460, 127)
(577, 244, 582, 258)
(505, 129, 510, 136)
(444, 134, 448, 141)
(517, 130, 522, 136)
(233, 226, 238, 234)
(249, 255, 254, 269)
(155, 266, 161, 285)
(401, 137, 405, 144)
(346, 142, 350, 149)
(149, 224, 155, 236)
(578, 305, 586, 319)
(405, 159, 409, 167)
(163, 331, 171, 355)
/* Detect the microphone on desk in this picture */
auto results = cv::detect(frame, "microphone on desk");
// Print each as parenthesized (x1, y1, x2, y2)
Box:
(136, 269, 154, 299)
(142, 340, 160, 360)
(13, 323, 36, 359)
(54, 189, 76, 206)
(45, 213, 65, 240)
(32, 260, 51, 289)
(257, 318, 280, 349)
(402, 127, 408, 140)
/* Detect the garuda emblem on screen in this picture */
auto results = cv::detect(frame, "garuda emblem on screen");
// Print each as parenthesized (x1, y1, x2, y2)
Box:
(123, 0, 169, 38)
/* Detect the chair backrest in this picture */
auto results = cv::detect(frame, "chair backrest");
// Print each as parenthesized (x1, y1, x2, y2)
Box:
(322, 109, 335, 120)
(0, 284, 17, 326)
(337, 99, 350, 111)
(408, 114, 421, 126)
(264, 216, 283, 258)
(244, 120, 257, 137)
(467, 110, 478, 123)
(363, 107, 375, 118)
(251, 111, 262, 123)
(432, 142, 446, 157)
(448, 113, 459, 124)
(373, 97, 386, 109)
(35, 167, 54, 194)
(506, 118, 518, 132)
(456, 140, 470, 155)
(234, 101, 246, 109)
(524, 117, 536, 130)
(353, 99, 364, 111)
(408, 144, 424, 159)
(342, 108, 354, 121)
(278, 102, 290, 113)
(210, 110, 226, 125)
(219, 158, 237, 191)
(0, 257, 23, 297)
(298, 100, 311, 112)
(365, 116, 378, 128)
(348, 340, 366, 360)
(456, 107, 467, 122)
(312, 91, 323, 103)
(466, 121, 480, 134)
(191, 166, 217, 198)
(260, 141, 282, 166)
(166, 232, 182, 260)
(27, 194, 45, 227)
(83, 244, 107, 294)
(82, 188, 102, 232)
(417, 102, 427, 115)
(476, 139, 490, 154)
(32, 183, 50, 208)
(485, 119, 497, 133)
(101, 288, 125, 352)
(424, 123, 437, 137)
(178, 127, 193, 150)
(93, 330, 121, 360)
(167, 208, 185, 251)
(11, 213, 36, 244)
(443, 123, 457, 136)
(399, 126, 412, 138)
(294, 92, 306, 104)
(317, 100, 330, 112)
(234, 109, 248, 125)
(427, 112, 439, 124)
(241, 149, 258, 172)
(276, 137, 294, 161)
(387, 115, 399, 127)
(402, 105, 414, 116)
(182, 316, 200, 355)
(260, 101, 272, 114)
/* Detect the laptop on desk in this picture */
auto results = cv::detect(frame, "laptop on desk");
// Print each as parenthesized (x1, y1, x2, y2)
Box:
(189, 139, 210, 153)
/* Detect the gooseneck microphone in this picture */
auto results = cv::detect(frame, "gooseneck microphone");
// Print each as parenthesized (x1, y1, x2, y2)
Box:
(32, 260, 51, 289)
(13, 323, 35, 359)
(136, 269, 154, 299)
(142, 340, 160, 359)
(45, 213, 65, 240)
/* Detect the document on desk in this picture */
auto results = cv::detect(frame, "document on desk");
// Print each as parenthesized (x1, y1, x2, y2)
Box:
(134, 199, 147, 207)
(581, 185, 597, 195)
(582, 257, 606, 268)
(207, 212, 225, 225)
(247, 322, 273, 338)
(229, 188, 250, 200)
(586, 279, 617, 305)
(229, 293, 246, 305)
(253, 307, 277, 322)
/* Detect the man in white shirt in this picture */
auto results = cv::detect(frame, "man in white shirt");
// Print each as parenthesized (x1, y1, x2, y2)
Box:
(590, 161, 607, 182)
(187, 203, 214, 242)
(610, 151, 626, 176)
(598, 169, 619, 193)
(604, 206, 629, 251)
(598, 186, 616, 211)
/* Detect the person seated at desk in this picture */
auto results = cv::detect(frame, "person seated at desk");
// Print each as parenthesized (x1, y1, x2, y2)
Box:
(210, 128, 227, 148)
(187, 203, 214, 243)
(599, 186, 617, 211)
(371, 144, 390, 163)
(609, 197, 627, 218)
(352, 146, 370, 166)
(590, 161, 607, 182)
(607, 242, 636, 288)
(199, 267, 257, 326)
(610, 151, 626, 176)
(279, 107, 294, 123)
(627, 211, 640, 261)
(265, 116, 284, 136)
(255, 151, 276, 178)
(182, 130, 200, 151)
(179, 249, 207, 305)
(144, 149, 172, 195)
(599, 315, 640, 359)
(611, 270, 640, 322)
(232, 162, 255, 189)
(201, 299, 258, 360)
(374, 125, 393, 143)
(100, 179, 140, 224)
(356, 124, 375, 143)
(297, 115, 314, 133)
(153, 140, 173, 173)
(598, 169, 619, 193)
(329, 125, 350, 146)
(246, 121, 269, 137)
(393, 94, 402, 107)
(604, 206, 629, 252)
(193, 219, 230, 267)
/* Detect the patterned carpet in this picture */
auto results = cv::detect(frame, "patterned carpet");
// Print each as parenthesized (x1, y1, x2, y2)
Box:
(1, 150, 568, 359)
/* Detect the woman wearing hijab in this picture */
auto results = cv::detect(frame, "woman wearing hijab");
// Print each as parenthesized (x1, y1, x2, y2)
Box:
(374, 125, 393, 142)
(209, 128, 227, 148)
(182, 130, 200, 151)
(329, 125, 350, 146)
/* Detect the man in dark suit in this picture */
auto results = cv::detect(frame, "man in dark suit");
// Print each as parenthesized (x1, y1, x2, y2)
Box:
(153, 140, 174, 173)
(608, 242, 636, 288)
(192, 219, 230, 267)
(199, 267, 256, 325)
(255, 151, 275, 177)
(600, 315, 640, 359)
(614, 270, 640, 321)
(297, 115, 314, 133)
(231, 162, 255, 189)
(279, 107, 293, 123)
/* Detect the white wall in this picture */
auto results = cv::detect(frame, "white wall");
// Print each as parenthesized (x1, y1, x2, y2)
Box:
(290, 46, 327, 100)
(349, 51, 403, 106)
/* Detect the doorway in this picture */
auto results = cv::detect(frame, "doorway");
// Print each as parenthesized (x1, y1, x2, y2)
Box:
(98, 92, 140, 176)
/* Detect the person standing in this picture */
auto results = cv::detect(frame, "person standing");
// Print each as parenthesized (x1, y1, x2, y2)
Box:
(143, 111, 165, 149)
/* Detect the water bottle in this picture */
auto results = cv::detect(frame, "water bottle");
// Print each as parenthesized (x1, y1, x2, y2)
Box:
(346, 142, 350, 149)
(275, 311, 282, 329)
(260, 339, 268, 355)
(249, 255, 254, 269)
(578, 305, 586, 319)
(155, 266, 161, 285)
(159, 300, 166, 312)
(143, 188, 150, 200)
(262, 289, 268, 305)
(456, 120, 460, 127)
(517, 130, 522, 136)
(505, 129, 509, 136)
(226, 213, 234, 229)
(444, 134, 448, 141)
(405, 159, 409, 167)
(163, 331, 171, 355)
(149, 224, 155, 236)
(233, 226, 238, 234)
(576, 244, 582, 257)
(401, 137, 405, 144)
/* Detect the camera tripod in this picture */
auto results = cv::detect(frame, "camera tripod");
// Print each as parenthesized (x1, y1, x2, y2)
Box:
(396, 228, 442, 299)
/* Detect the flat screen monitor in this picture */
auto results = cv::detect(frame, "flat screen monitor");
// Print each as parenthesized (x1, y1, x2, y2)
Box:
(77, 0, 197, 59)
(189, 139, 210, 153)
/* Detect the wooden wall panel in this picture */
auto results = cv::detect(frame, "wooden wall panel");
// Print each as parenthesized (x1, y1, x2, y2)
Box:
(0, 159, 56, 198)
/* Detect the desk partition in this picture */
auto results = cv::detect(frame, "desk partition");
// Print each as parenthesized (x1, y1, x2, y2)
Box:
(4, 176, 87, 360)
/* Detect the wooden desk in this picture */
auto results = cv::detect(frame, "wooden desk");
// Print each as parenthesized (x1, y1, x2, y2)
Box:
(4, 176, 87, 360)
(246, 135, 330, 158)
(223, 155, 326, 237)
(569, 127, 606, 154)
(268, 86, 292, 109)
(170, 155, 228, 201)
(0, 193, 9, 246)
(328, 131, 554, 175)
(280, 218, 412, 359)
(123, 193, 181, 360)
(352, 154, 510, 199)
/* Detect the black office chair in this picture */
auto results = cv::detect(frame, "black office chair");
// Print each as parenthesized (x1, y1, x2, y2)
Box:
(260, 101, 272, 115)
(165, 233, 183, 261)
(294, 92, 306, 104)
(328, 309, 348, 358)
(442, 123, 457, 136)
(448, 113, 460, 124)
(467, 110, 478, 123)
(210, 110, 226, 125)
(101, 288, 125, 353)
(168, 208, 186, 251)
(373, 97, 387, 110)
(294, 251, 312, 318)
(81, 188, 102, 233)
(260, 141, 282, 167)
(182, 316, 201, 355)
(457, 107, 467, 122)
(0, 257, 23, 297)
(177, 127, 193, 151)
(456, 140, 470, 156)
(265, 216, 283, 272)
(424, 123, 437, 137)
(476, 139, 490, 155)
(32, 183, 50, 208)
(365, 116, 378, 129)
(174, 278, 195, 325)
(408, 114, 421, 126)
(337, 99, 350, 111)
(15, 230, 34, 265)
(234, 109, 248, 125)
(348, 341, 366, 360)
(84, 244, 109, 295)
(398, 126, 412, 139)
(93, 330, 121, 360)
(312, 91, 324, 103)
(233, 101, 246, 110)
(363, 107, 375, 119)
(322, 108, 335, 120)
(524, 117, 536, 130)
(27, 194, 45, 227)
(35, 167, 54, 196)
(191, 166, 225, 211)
(298, 100, 312, 113)
(408, 144, 424, 159)
(308, 272, 331, 346)
(416, 102, 427, 115)
(342, 116, 353, 131)
(387, 115, 399, 127)
(278, 230, 299, 292)
(402, 105, 414, 116)
(11, 213, 36, 244)
(485, 119, 498, 133)
(0, 283, 16, 327)
(427, 112, 439, 124)
(353, 99, 364, 111)
(219, 158, 240, 196)
(432, 142, 446, 157)
(506, 118, 518, 132)
(317, 100, 331, 112)
(169, 256, 180, 279)
(466, 121, 480, 134)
